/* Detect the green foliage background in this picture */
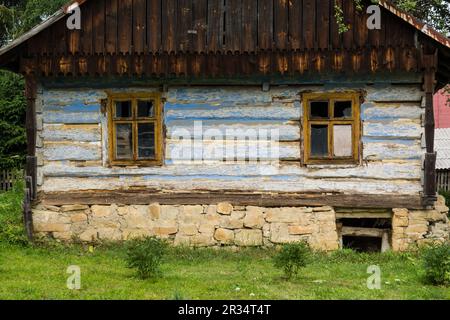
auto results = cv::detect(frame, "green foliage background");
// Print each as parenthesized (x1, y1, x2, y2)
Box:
(0, 0, 65, 170)
(0, 70, 25, 170)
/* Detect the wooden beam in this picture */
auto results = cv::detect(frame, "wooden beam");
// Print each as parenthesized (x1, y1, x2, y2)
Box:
(336, 212, 392, 219)
(341, 227, 387, 238)
(421, 50, 438, 202)
(25, 76, 37, 200)
(39, 190, 425, 209)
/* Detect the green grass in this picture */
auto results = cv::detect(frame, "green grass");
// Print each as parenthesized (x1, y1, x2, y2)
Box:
(0, 177, 28, 246)
(0, 184, 448, 300)
(0, 244, 448, 300)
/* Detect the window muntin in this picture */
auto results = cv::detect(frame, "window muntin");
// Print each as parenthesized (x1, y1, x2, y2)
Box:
(108, 93, 162, 166)
(303, 93, 360, 164)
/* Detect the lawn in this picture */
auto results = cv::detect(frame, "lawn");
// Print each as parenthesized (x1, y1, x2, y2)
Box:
(0, 185, 448, 300)
(0, 243, 448, 300)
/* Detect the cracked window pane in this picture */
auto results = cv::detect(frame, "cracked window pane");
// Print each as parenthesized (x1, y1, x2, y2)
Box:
(138, 100, 154, 118)
(334, 101, 352, 118)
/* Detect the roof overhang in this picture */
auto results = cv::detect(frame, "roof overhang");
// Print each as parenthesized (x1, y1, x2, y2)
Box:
(379, 0, 450, 50)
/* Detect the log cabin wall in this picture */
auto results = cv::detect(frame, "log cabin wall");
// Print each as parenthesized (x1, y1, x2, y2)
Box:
(36, 80, 426, 209)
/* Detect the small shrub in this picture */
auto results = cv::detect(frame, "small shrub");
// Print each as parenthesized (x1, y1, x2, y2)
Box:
(422, 242, 450, 286)
(273, 242, 311, 279)
(125, 237, 168, 280)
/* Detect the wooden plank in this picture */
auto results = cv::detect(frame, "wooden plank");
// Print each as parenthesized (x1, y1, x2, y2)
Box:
(93, 0, 105, 54)
(192, 0, 207, 53)
(118, 0, 133, 53)
(41, 190, 425, 209)
(424, 152, 437, 197)
(40, 174, 422, 195)
(164, 101, 301, 121)
(81, 1, 93, 54)
(363, 120, 423, 139)
(289, 0, 302, 50)
(258, 0, 274, 50)
(354, 2, 368, 48)
(166, 120, 301, 141)
(363, 139, 422, 160)
(43, 142, 101, 161)
(178, 0, 193, 52)
(147, 0, 162, 52)
(53, 19, 67, 55)
(274, 0, 289, 50)
(303, 0, 315, 49)
(68, 28, 81, 54)
(42, 161, 421, 181)
(207, 0, 223, 52)
(133, 0, 146, 53)
(317, 0, 330, 49)
(42, 124, 101, 142)
(343, 0, 354, 49)
(105, 0, 117, 54)
(241, 0, 257, 52)
(225, 0, 241, 52)
(331, 0, 343, 49)
(361, 103, 423, 121)
(336, 212, 393, 219)
(162, 0, 177, 53)
(165, 140, 301, 161)
(341, 227, 386, 238)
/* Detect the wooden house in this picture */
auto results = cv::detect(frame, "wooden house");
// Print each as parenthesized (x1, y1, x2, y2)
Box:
(1, 0, 449, 251)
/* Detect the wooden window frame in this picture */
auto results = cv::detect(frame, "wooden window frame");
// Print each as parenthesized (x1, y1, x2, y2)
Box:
(107, 92, 163, 166)
(303, 93, 361, 165)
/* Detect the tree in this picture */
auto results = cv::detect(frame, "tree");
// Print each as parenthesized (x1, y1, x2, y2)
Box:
(336, 0, 450, 36)
(0, 70, 25, 170)
(392, 0, 450, 35)
(0, 0, 65, 170)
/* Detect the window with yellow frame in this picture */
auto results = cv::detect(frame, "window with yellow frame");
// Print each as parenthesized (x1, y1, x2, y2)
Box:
(108, 93, 163, 166)
(303, 93, 361, 165)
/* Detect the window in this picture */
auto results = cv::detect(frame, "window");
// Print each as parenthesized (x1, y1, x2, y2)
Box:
(108, 93, 163, 166)
(303, 93, 360, 164)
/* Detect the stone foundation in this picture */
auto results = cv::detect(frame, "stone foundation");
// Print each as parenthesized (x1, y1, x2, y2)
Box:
(32, 199, 450, 251)
(391, 196, 450, 250)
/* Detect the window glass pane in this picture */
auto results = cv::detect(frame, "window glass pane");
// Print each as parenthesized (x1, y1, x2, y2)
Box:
(138, 123, 156, 159)
(334, 101, 352, 118)
(311, 125, 328, 157)
(115, 101, 132, 118)
(310, 101, 329, 119)
(333, 125, 353, 157)
(116, 124, 133, 159)
(138, 100, 154, 118)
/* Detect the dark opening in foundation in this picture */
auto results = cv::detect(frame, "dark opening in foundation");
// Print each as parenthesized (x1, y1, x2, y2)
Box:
(343, 236, 382, 253)
(337, 217, 392, 253)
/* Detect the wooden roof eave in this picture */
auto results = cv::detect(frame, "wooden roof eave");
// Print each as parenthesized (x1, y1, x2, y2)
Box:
(0, 0, 88, 69)
(379, 0, 450, 50)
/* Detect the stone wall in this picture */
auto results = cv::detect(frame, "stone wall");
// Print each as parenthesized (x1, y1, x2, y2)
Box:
(33, 203, 339, 250)
(32, 200, 449, 251)
(392, 196, 450, 251)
